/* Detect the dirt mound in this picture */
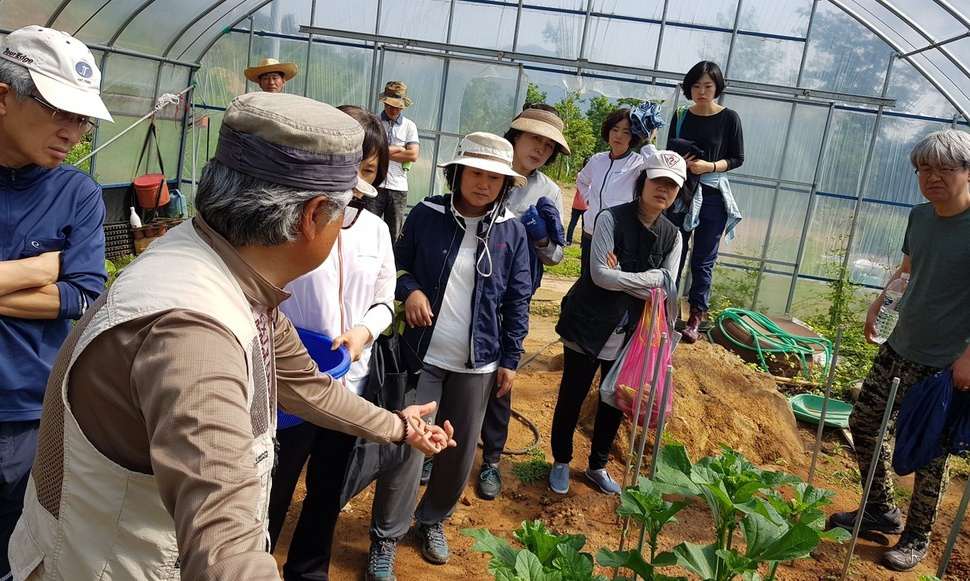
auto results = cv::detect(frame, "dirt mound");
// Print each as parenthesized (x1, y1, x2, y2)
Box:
(580, 339, 804, 468)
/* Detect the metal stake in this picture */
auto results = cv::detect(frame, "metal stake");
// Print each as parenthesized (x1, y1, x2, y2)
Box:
(807, 327, 843, 486)
(635, 340, 668, 480)
(623, 302, 660, 487)
(648, 367, 675, 479)
(839, 377, 900, 581)
(936, 475, 970, 579)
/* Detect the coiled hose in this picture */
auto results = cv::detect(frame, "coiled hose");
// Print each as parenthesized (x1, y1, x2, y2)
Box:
(714, 308, 832, 380)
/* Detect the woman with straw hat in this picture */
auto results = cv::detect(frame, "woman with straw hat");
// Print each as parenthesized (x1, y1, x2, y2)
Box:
(364, 132, 532, 580)
(244, 57, 298, 93)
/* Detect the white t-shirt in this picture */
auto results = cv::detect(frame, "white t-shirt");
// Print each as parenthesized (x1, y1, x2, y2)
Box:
(281, 210, 396, 394)
(379, 113, 420, 192)
(575, 150, 645, 236)
(424, 215, 498, 374)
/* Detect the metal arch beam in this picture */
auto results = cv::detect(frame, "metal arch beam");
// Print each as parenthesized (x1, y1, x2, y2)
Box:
(106, 0, 160, 46)
(826, 0, 970, 121)
(172, 0, 260, 60)
(193, 0, 275, 64)
(45, 0, 74, 28)
(161, 0, 226, 58)
(933, 0, 970, 30)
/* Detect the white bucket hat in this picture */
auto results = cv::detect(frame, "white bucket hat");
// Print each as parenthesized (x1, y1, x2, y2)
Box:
(438, 132, 527, 188)
(0, 25, 112, 122)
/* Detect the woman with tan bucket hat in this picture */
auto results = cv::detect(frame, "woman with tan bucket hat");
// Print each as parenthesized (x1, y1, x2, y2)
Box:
(369, 81, 420, 241)
(244, 56, 298, 93)
(363, 132, 533, 580)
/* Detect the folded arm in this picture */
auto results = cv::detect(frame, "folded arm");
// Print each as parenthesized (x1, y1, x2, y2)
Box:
(589, 211, 681, 300)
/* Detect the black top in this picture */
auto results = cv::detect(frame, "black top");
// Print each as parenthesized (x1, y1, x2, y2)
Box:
(668, 108, 745, 171)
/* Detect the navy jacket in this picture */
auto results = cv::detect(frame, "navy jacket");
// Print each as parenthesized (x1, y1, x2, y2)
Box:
(1, 164, 107, 422)
(395, 194, 532, 373)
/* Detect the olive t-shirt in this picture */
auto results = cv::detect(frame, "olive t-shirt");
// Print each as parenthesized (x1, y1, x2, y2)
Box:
(889, 203, 970, 368)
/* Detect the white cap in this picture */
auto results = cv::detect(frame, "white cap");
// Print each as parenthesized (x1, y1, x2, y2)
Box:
(437, 132, 527, 188)
(643, 150, 687, 187)
(0, 26, 112, 122)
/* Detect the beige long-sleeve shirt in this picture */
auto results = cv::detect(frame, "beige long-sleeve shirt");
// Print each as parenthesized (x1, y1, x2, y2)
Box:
(66, 218, 404, 580)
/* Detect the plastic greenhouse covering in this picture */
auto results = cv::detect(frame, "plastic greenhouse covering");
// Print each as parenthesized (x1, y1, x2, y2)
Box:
(1, 0, 968, 317)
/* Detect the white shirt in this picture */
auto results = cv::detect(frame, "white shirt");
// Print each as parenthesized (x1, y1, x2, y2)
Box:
(379, 113, 419, 192)
(424, 215, 498, 374)
(281, 210, 396, 394)
(575, 150, 645, 236)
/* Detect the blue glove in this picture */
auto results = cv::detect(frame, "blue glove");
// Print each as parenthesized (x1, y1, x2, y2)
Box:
(521, 205, 549, 242)
(536, 197, 565, 247)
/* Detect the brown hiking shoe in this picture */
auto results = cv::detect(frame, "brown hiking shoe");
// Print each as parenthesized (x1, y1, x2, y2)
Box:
(682, 308, 704, 344)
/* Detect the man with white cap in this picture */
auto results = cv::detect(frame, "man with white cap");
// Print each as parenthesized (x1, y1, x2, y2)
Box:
(245, 57, 298, 93)
(8, 92, 454, 581)
(0, 25, 112, 576)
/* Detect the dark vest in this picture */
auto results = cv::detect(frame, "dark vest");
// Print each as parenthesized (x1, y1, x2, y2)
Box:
(556, 201, 678, 356)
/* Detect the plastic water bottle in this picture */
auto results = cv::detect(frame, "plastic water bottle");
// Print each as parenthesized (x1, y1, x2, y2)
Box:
(873, 274, 909, 344)
(128, 206, 143, 229)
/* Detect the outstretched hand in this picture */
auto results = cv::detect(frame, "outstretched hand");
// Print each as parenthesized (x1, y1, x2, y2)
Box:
(401, 401, 456, 454)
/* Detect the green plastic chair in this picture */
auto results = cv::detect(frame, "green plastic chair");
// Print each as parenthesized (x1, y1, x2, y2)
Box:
(789, 393, 853, 429)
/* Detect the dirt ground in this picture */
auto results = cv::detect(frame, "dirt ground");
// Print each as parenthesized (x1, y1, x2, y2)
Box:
(274, 276, 970, 580)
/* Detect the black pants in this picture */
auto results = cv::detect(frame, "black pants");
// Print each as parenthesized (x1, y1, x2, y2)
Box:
(267, 422, 357, 581)
(363, 188, 408, 242)
(0, 420, 38, 577)
(480, 382, 511, 465)
(565, 208, 583, 244)
(579, 232, 593, 279)
(550, 347, 623, 471)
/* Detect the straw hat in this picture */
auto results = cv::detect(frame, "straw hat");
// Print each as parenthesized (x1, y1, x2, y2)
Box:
(378, 81, 413, 109)
(510, 108, 571, 155)
(438, 132, 526, 188)
(244, 57, 298, 83)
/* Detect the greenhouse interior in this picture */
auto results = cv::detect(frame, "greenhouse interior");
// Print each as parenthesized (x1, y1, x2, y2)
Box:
(2, 0, 970, 579)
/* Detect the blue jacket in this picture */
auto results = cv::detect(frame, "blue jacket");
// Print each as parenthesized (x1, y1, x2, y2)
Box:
(1, 164, 107, 422)
(395, 194, 532, 373)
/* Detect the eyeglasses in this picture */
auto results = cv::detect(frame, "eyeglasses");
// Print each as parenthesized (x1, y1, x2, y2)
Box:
(342, 199, 365, 230)
(914, 166, 965, 178)
(30, 94, 98, 135)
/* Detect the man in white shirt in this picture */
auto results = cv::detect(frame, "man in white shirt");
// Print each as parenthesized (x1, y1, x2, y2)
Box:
(370, 81, 420, 241)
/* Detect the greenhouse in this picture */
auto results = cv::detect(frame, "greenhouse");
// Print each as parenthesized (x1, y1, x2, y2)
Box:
(1, 0, 969, 579)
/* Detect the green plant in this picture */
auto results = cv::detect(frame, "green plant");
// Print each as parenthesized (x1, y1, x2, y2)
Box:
(66, 135, 92, 174)
(464, 521, 608, 581)
(708, 266, 761, 320)
(512, 448, 552, 484)
(546, 243, 581, 279)
(646, 444, 850, 580)
(105, 255, 136, 288)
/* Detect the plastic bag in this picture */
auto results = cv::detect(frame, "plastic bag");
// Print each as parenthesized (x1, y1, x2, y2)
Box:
(599, 288, 673, 427)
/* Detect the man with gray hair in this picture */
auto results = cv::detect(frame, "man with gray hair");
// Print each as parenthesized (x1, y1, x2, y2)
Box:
(8, 92, 454, 581)
(829, 129, 970, 571)
(0, 25, 112, 578)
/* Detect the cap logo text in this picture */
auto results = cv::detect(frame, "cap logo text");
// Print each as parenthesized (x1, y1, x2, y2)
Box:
(2, 48, 33, 65)
(75, 61, 93, 79)
(661, 152, 681, 168)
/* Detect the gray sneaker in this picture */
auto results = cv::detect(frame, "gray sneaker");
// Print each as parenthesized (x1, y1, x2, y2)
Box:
(882, 532, 930, 571)
(366, 538, 398, 581)
(415, 522, 449, 565)
(477, 462, 502, 500)
(584, 468, 621, 495)
(549, 462, 570, 494)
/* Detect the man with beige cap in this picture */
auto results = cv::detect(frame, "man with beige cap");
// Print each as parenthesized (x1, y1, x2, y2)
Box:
(0, 25, 112, 578)
(7, 92, 454, 581)
(245, 57, 298, 93)
(371, 81, 420, 241)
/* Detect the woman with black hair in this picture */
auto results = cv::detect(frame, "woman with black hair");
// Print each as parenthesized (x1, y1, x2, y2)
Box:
(550, 150, 686, 496)
(365, 132, 533, 578)
(667, 60, 745, 343)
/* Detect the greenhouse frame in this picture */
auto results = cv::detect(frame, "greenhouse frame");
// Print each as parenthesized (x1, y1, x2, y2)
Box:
(2, 0, 969, 317)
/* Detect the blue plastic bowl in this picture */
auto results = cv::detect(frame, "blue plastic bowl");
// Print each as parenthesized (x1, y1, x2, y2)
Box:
(278, 327, 352, 430)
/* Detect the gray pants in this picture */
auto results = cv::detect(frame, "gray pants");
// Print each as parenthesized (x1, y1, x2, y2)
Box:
(370, 364, 496, 540)
(364, 188, 408, 242)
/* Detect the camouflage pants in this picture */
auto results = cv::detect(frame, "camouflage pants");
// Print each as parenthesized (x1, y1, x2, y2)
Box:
(849, 344, 949, 541)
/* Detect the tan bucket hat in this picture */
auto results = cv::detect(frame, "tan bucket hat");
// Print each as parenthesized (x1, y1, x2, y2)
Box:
(510, 107, 571, 155)
(438, 132, 526, 188)
(244, 57, 298, 83)
(379, 81, 413, 109)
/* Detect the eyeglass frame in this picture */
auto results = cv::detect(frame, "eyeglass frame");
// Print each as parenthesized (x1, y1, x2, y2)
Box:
(29, 94, 98, 135)
(914, 165, 968, 178)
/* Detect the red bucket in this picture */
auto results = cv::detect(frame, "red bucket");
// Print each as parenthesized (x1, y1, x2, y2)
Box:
(133, 173, 170, 209)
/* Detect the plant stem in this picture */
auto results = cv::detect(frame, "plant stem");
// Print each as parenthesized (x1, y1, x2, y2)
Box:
(767, 561, 779, 580)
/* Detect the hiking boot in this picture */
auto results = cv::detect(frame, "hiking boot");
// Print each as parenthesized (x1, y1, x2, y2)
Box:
(584, 467, 622, 495)
(420, 457, 433, 485)
(549, 462, 570, 494)
(882, 532, 930, 571)
(415, 522, 449, 565)
(477, 462, 502, 500)
(828, 506, 904, 535)
(682, 308, 704, 344)
(366, 538, 398, 581)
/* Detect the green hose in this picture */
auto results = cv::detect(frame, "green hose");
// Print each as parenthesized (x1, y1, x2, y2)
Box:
(714, 308, 832, 380)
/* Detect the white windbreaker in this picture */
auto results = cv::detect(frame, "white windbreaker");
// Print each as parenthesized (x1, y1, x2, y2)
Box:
(575, 149, 645, 236)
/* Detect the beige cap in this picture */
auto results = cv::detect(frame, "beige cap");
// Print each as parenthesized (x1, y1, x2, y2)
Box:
(438, 132, 526, 188)
(510, 107, 571, 155)
(244, 57, 298, 83)
(379, 81, 413, 109)
(0, 25, 112, 121)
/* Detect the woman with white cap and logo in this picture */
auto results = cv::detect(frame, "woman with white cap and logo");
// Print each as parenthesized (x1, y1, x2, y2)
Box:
(364, 132, 533, 580)
(550, 150, 687, 496)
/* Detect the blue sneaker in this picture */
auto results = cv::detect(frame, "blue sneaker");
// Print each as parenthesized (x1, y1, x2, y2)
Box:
(415, 521, 449, 565)
(549, 462, 570, 494)
(584, 468, 621, 495)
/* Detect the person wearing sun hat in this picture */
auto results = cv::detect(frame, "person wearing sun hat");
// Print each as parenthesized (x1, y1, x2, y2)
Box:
(363, 132, 532, 580)
(245, 56, 298, 93)
(0, 25, 113, 576)
(368, 81, 420, 241)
